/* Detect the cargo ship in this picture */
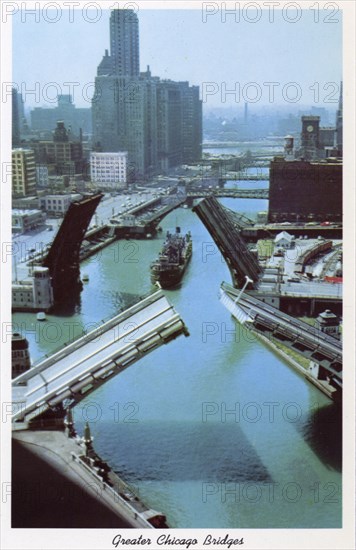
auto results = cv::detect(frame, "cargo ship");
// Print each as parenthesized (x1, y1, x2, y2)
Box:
(150, 227, 192, 288)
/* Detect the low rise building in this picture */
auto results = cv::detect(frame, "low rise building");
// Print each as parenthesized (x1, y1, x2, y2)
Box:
(12, 209, 46, 233)
(12, 196, 41, 210)
(12, 267, 54, 312)
(274, 231, 294, 249)
(30, 121, 85, 177)
(268, 158, 342, 223)
(47, 175, 70, 189)
(12, 333, 31, 379)
(39, 194, 82, 215)
(315, 309, 340, 339)
(31, 94, 92, 136)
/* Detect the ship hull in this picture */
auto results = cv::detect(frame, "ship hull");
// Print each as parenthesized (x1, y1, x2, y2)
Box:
(151, 247, 192, 289)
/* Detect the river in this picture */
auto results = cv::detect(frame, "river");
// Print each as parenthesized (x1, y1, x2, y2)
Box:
(12, 192, 341, 529)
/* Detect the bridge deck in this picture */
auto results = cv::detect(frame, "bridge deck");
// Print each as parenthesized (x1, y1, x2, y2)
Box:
(187, 189, 268, 199)
(220, 282, 342, 384)
(144, 198, 185, 224)
(193, 196, 261, 287)
(12, 291, 188, 422)
(43, 193, 103, 304)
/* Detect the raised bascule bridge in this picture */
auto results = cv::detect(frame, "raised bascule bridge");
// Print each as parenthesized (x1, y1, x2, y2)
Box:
(12, 289, 189, 528)
(220, 282, 342, 399)
(42, 193, 104, 307)
(193, 195, 342, 400)
(12, 289, 189, 426)
(193, 195, 262, 288)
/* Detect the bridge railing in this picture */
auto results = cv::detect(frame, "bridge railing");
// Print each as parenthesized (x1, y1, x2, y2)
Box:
(70, 452, 154, 528)
(25, 313, 183, 407)
(12, 293, 188, 422)
(12, 289, 173, 386)
(220, 283, 342, 382)
(221, 282, 342, 355)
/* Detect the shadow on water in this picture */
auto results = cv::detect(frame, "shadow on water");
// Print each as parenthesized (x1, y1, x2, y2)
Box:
(297, 402, 342, 472)
(52, 292, 82, 316)
(90, 422, 274, 484)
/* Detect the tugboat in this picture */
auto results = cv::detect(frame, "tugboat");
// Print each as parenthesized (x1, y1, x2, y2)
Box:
(150, 227, 192, 288)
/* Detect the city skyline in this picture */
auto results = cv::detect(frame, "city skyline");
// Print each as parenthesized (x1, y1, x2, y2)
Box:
(91, 8, 202, 177)
(12, 7, 342, 109)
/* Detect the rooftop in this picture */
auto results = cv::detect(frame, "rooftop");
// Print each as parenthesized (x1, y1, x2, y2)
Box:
(12, 209, 42, 215)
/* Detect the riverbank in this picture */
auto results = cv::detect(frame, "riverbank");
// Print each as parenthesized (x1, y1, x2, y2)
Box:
(12, 428, 167, 528)
(255, 332, 336, 400)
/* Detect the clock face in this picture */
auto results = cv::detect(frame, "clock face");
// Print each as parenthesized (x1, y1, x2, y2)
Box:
(307, 125, 314, 132)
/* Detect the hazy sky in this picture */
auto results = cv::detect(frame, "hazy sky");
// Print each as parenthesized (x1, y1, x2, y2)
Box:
(11, 6, 342, 110)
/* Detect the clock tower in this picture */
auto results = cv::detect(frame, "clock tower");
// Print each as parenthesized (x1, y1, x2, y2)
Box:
(301, 115, 320, 160)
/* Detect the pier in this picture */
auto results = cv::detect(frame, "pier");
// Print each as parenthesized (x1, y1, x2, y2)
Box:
(12, 431, 158, 528)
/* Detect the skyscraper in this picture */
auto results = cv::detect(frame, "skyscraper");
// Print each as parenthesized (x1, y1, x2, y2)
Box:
(92, 9, 202, 179)
(156, 80, 202, 170)
(110, 9, 139, 77)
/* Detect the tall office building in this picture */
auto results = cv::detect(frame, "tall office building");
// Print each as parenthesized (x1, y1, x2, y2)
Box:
(92, 9, 202, 179)
(93, 12, 155, 178)
(93, 73, 157, 178)
(181, 83, 202, 164)
(156, 80, 202, 170)
(12, 89, 27, 146)
(157, 81, 183, 170)
(110, 9, 139, 77)
(12, 148, 37, 197)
